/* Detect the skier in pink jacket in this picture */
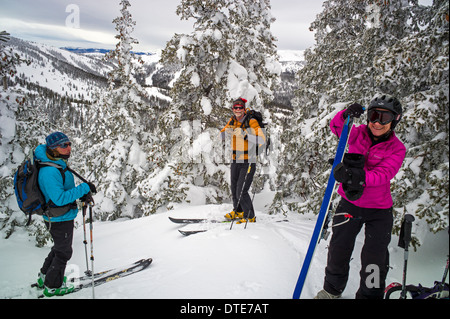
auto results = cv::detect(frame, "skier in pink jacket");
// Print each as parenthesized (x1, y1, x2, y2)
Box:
(315, 95, 406, 299)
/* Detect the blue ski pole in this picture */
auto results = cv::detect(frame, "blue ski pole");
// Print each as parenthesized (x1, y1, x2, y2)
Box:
(292, 115, 354, 299)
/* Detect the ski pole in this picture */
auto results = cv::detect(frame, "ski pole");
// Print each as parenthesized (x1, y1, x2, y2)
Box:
(437, 255, 449, 299)
(82, 203, 91, 276)
(437, 227, 450, 298)
(399, 214, 415, 299)
(230, 163, 252, 230)
(88, 202, 95, 299)
(245, 156, 262, 230)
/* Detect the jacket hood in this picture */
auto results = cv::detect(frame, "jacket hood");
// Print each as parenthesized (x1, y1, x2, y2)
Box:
(34, 144, 68, 168)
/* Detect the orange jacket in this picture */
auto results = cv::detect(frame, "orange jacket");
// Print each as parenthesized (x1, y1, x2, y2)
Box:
(221, 115, 266, 161)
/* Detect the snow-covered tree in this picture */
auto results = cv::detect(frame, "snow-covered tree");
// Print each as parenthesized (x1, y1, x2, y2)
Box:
(81, 0, 158, 220)
(161, 0, 280, 126)
(135, 0, 281, 215)
(378, 0, 449, 236)
(1, 31, 30, 89)
(271, 0, 448, 239)
(0, 34, 52, 246)
(0, 93, 59, 246)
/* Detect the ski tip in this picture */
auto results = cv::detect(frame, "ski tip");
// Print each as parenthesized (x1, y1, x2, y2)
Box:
(169, 217, 206, 224)
(178, 229, 207, 236)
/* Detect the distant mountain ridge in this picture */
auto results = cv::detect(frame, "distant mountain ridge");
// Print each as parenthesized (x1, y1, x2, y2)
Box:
(5, 37, 304, 113)
(61, 47, 154, 56)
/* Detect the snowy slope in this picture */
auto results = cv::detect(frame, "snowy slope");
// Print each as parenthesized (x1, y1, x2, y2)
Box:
(1, 190, 448, 299)
(278, 50, 305, 73)
(7, 38, 110, 102)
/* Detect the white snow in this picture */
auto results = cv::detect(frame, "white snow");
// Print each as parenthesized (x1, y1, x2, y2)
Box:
(200, 96, 212, 116)
(1, 190, 448, 300)
(277, 50, 305, 62)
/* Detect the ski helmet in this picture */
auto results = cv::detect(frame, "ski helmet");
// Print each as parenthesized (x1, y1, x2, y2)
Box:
(368, 95, 402, 130)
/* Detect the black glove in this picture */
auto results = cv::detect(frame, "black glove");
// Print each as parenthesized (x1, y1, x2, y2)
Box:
(342, 153, 365, 169)
(80, 192, 94, 204)
(333, 162, 351, 183)
(333, 153, 366, 201)
(343, 103, 365, 119)
(334, 153, 365, 183)
(87, 182, 97, 194)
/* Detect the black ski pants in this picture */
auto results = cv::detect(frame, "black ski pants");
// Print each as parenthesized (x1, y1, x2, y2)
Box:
(230, 162, 256, 219)
(323, 199, 393, 299)
(41, 220, 74, 288)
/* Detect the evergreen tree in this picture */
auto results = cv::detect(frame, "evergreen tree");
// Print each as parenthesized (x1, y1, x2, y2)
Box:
(135, 0, 281, 215)
(81, 0, 158, 220)
(271, 0, 448, 237)
(161, 0, 279, 127)
(0, 31, 30, 89)
(375, 0, 449, 235)
(0, 34, 51, 246)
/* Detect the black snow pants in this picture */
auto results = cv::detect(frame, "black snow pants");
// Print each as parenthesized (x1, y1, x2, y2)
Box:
(40, 220, 74, 288)
(323, 199, 393, 299)
(230, 162, 256, 219)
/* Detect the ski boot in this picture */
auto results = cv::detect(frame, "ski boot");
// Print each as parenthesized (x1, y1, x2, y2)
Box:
(313, 289, 341, 299)
(43, 281, 75, 297)
(236, 217, 256, 224)
(36, 272, 68, 289)
(224, 211, 244, 220)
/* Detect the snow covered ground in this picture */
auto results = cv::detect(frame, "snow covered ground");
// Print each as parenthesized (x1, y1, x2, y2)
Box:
(0, 190, 448, 300)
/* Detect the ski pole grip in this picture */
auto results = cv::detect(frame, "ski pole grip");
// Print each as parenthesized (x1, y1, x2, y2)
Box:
(403, 214, 415, 245)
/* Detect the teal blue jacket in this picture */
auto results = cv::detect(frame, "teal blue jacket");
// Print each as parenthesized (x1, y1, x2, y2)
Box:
(35, 144, 90, 222)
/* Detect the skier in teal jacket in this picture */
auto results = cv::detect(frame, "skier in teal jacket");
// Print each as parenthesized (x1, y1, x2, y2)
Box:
(35, 132, 95, 297)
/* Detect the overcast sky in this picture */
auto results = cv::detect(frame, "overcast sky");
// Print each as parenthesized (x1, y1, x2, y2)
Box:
(1, 0, 433, 52)
(0, 0, 326, 51)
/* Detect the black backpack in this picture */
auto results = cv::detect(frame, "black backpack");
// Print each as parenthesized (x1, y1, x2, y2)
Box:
(243, 109, 271, 156)
(244, 109, 266, 129)
(13, 155, 66, 225)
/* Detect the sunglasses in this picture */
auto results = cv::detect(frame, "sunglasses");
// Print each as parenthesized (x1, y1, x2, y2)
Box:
(368, 109, 395, 125)
(232, 106, 245, 110)
(58, 142, 72, 149)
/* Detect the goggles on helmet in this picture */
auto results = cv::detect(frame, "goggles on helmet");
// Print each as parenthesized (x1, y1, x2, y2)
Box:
(368, 109, 395, 125)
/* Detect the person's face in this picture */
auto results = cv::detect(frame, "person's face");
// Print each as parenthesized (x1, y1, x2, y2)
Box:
(55, 142, 72, 157)
(232, 104, 245, 119)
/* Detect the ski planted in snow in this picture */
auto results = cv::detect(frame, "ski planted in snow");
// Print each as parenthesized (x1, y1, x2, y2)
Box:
(34, 258, 152, 297)
(292, 116, 354, 299)
(169, 217, 230, 224)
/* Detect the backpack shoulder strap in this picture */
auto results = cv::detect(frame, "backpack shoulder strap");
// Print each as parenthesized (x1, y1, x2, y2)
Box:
(66, 166, 89, 183)
(37, 161, 66, 184)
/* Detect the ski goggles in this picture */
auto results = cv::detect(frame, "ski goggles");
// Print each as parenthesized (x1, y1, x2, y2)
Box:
(232, 105, 245, 110)
(57, 142, 72, 149)
(368, 109, 395, 125)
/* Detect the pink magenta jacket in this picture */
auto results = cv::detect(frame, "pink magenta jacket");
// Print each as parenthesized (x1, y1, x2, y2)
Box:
(330, 110, 406, 209)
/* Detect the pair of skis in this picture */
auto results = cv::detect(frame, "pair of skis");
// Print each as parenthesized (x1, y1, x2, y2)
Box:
(31, 258, 152, 298)
(169, 216, 289, 236)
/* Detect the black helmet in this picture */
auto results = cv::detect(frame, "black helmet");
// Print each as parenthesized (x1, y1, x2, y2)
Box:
(368, 95, 402, 129)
